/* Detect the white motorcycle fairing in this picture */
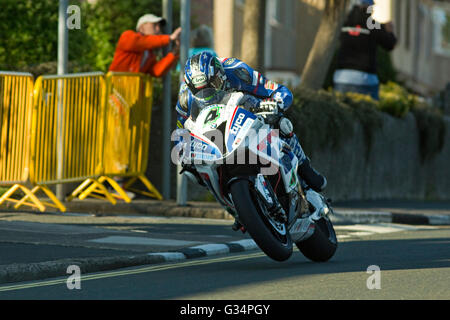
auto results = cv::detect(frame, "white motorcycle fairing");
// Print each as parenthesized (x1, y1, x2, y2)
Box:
(177, 92, 320, 242)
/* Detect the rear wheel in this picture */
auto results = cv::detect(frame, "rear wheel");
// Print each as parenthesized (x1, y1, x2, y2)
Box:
(296, 217, 337, 262)
(229, 179, 292, 262)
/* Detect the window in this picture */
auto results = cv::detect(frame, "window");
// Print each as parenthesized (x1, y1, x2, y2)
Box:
(272, 0, 282, 26)
(270, 0, 294, 28)
(267, 0, 281, 28)
(432, 6, 450, 56)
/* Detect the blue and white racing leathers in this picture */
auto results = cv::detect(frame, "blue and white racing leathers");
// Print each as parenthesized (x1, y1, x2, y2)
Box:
(175, 57, 307, 165)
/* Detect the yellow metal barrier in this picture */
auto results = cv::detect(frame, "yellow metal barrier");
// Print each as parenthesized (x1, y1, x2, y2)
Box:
(70, 72, 162, 202)
(31, 72, 106, 184)
(1, 71, 162, 212)
(0, 72, 64, 211)
(23, 72, 109, 209)
(0, 72, 33, 184)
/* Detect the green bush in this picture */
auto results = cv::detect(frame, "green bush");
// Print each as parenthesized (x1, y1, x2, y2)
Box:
(283, 82, 445, 163)
(378, 81, 414, 117)
(0, 0, 60, 70)
(411, 103, 446, 163)
(0, 0, 181, 73)
(80, 0, 180, 72)
(286, 87, 384, 158)
(286, 87, 354, 156)
(378, 82, 445, 161)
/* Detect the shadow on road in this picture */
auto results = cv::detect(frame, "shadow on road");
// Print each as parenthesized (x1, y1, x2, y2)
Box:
(0, 230, 448, 299)
(154, 236, 450, 299)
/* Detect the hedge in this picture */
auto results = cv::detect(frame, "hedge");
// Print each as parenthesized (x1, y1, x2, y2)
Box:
(148, 74, 445, 167)
(285, 82, 446, 163)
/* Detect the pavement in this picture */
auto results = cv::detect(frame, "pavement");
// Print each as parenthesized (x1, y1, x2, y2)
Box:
(0, 198, 449, 286)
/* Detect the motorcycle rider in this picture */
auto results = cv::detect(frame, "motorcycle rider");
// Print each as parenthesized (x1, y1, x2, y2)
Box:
(175, 51, 327, 197)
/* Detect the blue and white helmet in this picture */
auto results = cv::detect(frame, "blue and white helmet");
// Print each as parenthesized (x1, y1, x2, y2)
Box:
(184, 51, 226, 97)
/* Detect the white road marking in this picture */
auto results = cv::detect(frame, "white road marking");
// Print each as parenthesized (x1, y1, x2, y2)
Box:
(335, 223, 437, 233)
(344, 231, 374, 237)
(333, 223, 438, 241)
(336, 235, 352, 240)
(130, 229, 148, 233)
(335, 224, 403, 234)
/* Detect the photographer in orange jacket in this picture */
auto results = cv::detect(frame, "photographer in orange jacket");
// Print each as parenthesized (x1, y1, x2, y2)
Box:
(109, 13, 181, 77)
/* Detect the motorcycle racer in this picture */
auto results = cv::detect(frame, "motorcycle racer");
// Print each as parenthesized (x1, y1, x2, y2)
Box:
(175, 51, 327, 194)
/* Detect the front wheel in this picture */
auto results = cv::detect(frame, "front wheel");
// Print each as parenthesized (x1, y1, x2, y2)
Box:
(229, 179, 293, 262)
(296, 217, 337, 262)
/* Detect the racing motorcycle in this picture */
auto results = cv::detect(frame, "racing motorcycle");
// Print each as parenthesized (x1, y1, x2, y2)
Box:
(175, 90, 337, 262)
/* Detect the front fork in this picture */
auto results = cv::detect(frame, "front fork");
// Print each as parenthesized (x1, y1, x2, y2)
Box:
(289, 188, 332, 243)
(254, 174, 288, 223)
(253, 173, 317, 243)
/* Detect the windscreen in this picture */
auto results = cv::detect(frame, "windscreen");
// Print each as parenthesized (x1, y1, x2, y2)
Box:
(191, 89, 230, 121)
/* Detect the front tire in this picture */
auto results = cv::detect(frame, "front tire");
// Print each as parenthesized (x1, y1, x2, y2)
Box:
(229, 179, 292, 262)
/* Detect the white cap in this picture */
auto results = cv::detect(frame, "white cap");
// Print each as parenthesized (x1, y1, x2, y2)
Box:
(136, 14, 166, 31)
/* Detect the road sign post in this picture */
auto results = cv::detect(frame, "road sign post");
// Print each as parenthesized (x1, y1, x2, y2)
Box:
(176, 0, 190, 206)
(162, 0, 173, 200)
(57, 0, 69, 202)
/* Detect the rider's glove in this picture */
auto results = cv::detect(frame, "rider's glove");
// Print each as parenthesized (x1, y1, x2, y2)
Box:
(273, 96, 285, 110)
(258, 98, 280, 113)
(258, 97, 285, 113)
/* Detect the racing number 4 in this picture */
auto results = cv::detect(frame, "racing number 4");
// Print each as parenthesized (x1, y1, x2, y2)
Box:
(205, 107, 220, 125)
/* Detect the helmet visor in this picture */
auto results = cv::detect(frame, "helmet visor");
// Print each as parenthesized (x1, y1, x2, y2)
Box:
(193, 88, 225, 104)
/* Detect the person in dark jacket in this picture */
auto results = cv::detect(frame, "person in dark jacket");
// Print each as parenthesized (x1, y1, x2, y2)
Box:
(333, 0, 397, 100)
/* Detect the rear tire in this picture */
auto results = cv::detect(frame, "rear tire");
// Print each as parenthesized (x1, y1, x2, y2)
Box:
(296, 217, 337, 262)
(229, 179, 292, 262)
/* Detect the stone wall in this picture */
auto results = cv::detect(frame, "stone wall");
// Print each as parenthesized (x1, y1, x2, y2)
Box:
(148, 112, 450, 202)
(433, 83, 450, 117)
(310, 113, 450, 201)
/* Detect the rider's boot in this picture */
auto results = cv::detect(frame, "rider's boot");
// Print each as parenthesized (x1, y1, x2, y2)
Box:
(298, 158, 327, 193)
(281, 131, 326, 193)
